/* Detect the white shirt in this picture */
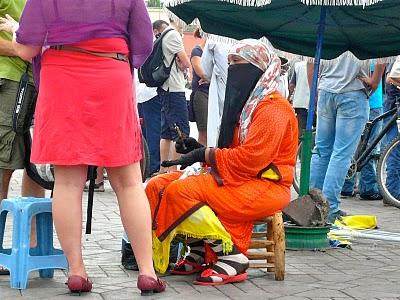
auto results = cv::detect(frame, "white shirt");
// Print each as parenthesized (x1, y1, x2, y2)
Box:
(201, 40, 230, 147)
(291, 61, 310, 109)
(134, 70, 157, 104)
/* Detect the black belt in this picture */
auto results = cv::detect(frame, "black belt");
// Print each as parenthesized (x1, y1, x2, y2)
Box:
(50, 45, 129, 62)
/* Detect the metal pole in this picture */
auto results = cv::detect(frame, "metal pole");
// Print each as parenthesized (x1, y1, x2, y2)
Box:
(299, 6, 327, 196)
(85, 166, 97, 234)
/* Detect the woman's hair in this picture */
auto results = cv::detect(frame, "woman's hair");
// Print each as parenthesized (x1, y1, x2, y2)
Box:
(194, 28, 203, 39)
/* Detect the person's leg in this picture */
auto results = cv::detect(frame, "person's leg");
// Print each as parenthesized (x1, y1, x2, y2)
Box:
(141, 96, 162, 175)
(322, 91, 369, 216)
(0, 168, 13, 273)
(295, 107, 307, 137)
(159, 139, 173, 173)
(159, 91, 175, 173)
(106, 162, 156, 279)
(0, 169, 14, 200)
(359, 108, 383, 198)
(52, 165, 88, 278)
(193, 91, 209, 146)
(194, 241, 248, 285)
(310, 91, 336, 190)
(169, 91, 190, 159)
(341, 175, 356, 196)
(21, 170, 45, 247)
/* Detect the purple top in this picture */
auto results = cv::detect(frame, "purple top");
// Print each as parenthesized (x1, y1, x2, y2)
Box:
(16, 0, 153, 87)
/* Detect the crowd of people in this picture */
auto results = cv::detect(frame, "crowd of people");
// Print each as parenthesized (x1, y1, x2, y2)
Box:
(0, 0, 399, 297)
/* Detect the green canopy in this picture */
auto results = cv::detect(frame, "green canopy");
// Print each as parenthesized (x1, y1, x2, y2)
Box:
(166, 0, 400, 60)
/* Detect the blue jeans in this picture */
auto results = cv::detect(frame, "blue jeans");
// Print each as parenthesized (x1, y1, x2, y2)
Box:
(138, 96, 162, 175)
(382, 96, 400, 199)
(310, 90, 369, 216)
(342, 108, 383, 195)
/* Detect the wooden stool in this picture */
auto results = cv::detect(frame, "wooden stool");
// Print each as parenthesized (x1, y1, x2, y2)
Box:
(247, 212, 285, 281)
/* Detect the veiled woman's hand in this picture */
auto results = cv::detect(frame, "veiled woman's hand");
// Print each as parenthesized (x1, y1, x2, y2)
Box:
(0, 14, 19, 33)
(175, 137, 204, 154)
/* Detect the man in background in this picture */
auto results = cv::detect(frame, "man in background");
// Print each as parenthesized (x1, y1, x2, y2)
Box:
(0, 0, 45, 275)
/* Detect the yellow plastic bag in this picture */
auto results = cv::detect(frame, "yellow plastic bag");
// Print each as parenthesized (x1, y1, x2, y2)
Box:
(334, 215, 378, 230)
(152, 205, 233, 273)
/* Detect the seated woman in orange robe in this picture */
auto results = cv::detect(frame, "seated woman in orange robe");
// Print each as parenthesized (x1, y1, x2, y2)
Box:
(146, 39, 298, 286)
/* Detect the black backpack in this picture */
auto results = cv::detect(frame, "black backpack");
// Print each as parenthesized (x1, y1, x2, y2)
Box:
(138, 29, 177, 87)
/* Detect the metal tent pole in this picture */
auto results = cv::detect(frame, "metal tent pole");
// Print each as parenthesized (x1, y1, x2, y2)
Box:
(299, 6, 327, 196)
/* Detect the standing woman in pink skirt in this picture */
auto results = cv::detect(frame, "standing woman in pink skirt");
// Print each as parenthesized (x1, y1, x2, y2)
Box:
(0, 0, 166, 296)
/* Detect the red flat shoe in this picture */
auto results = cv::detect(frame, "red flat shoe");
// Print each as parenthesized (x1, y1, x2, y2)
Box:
(67, 275, 93, 294)
(137, 275, 166, 296)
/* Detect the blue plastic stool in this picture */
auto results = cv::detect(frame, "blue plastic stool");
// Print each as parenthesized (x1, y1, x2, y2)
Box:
(0, 197, 68, 289)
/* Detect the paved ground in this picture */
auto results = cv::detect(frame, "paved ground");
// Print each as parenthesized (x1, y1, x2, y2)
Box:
(1, 170, 400, 299)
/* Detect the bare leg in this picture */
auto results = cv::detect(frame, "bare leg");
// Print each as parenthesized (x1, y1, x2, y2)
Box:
(95, 167, 104, 185)
(53, 165, 87, 278)
(159, 139, 177, 173)
(21, 170, 45, 248)
(106, 163, 156, 279)
(0, 168, 13, 272)
(197, 131, 207, 147)
(0, 169, 14, 200)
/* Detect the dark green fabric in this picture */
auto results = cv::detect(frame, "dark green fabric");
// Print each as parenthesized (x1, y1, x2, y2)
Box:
(168, 0, 400, 60)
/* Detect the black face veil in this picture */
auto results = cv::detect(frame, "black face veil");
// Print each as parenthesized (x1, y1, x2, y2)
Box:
(217, 63, 264, 148)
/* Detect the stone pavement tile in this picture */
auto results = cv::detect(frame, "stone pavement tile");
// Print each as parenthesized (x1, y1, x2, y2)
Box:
(271, 297, 315, 300)
(311, 274, 363, 283)
(306, 281, 358, 291)
(101, 287, 177, 300)
(0, 287, 21, 298)
(154, 292, 229, 300)
(20, 292, 104, 300)
(344, 286, 399, 299)
(19, 287, 71, 299)
(215, 282, 248, 297)
(283, 274, 319, 283)
(293, 288, 350, 298)
(248, 278, 313, 296)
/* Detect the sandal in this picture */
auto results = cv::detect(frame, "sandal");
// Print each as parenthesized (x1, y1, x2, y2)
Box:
(170, 259, 207, 275)
(0, 267, 10, 275)
(193, 268, 248, 286)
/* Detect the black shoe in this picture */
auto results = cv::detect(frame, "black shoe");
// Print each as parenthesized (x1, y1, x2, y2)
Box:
(340, 191, 355, 198)
(121, 241, 181, 271)
(360, 192, 383, 201)
(121, 243, 139, 271)
(328, 210, 348, 223)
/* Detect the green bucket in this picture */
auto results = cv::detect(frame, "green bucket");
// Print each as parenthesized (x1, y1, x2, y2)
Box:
(284, 225, 330, 250)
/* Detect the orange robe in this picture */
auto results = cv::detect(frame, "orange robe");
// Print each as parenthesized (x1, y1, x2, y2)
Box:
(145, 92, 298, 253)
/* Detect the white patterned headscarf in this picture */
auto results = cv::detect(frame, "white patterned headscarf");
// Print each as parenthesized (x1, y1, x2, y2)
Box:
(228, 39, 281, 143)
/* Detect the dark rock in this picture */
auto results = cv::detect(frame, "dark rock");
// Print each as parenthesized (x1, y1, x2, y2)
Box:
(283, 188, 329, 226)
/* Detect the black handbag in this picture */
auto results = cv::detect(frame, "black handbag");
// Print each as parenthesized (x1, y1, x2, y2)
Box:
(12, 64, 37, 134)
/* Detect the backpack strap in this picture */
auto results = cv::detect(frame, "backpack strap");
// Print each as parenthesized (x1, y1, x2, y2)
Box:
(159, 28, 178, 69)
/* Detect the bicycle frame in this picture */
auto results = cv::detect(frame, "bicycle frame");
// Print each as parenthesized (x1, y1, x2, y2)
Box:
(355, 101, 400, 171)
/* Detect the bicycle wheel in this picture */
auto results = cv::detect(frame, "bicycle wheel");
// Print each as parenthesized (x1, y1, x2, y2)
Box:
(377, 137, 400, 208)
